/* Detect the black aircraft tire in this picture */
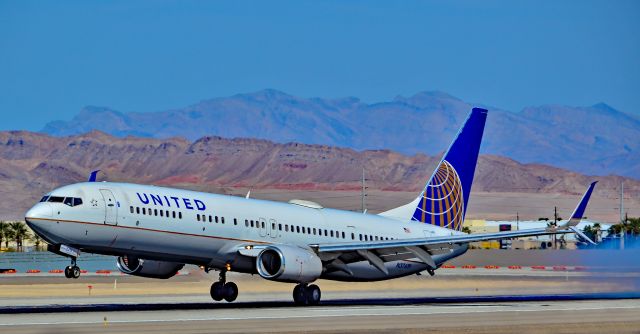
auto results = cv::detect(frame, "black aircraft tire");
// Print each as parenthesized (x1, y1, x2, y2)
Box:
(64, 266, 72, 279)
(71, 266, 81, 279)
(306, 284, 321, 305)
(293, 284, 307, 305)
(210, 281, 224, 301)
(223, 282, 238, 302)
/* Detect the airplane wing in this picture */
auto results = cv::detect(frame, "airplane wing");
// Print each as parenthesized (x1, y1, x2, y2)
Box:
(310, 182, 598, 274)
(237, 225, 577, 275)
(314, 226, 574, 253)
(308, 226, 574, 274)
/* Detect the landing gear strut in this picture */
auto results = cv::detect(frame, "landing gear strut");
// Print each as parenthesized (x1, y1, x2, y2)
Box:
(64, 258, 81, 279)
(210, 269, 238, 302)
(293, 283, 321, 306)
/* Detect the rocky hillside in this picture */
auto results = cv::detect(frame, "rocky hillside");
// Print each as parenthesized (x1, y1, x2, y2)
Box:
(1, 130, 637, 220)
(41, 90, 640, 178)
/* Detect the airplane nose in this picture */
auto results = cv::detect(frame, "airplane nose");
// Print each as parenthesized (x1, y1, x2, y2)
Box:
(25, 202, 58, 245)
(25, 203, 53, 220)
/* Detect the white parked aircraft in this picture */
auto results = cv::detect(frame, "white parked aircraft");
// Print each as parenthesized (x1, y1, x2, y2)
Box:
(25, 107, 597, 305)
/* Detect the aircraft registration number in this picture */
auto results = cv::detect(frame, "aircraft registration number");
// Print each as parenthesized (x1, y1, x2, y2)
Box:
(396, 262, 412, 269)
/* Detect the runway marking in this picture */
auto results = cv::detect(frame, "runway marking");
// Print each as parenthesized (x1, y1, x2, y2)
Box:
(2, 304, 639, 327)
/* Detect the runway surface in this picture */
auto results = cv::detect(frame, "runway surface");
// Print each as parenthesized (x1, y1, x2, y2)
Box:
(2, 257, 640, 333)
(1, 298, 640, 333)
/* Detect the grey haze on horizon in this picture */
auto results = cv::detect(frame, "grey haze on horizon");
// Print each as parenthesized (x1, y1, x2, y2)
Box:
(40, 89, 640, 180)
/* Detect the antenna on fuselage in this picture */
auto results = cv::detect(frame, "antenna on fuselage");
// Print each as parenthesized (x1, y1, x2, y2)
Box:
(245, 190, 251, 199)
(88, 170, 101, 182)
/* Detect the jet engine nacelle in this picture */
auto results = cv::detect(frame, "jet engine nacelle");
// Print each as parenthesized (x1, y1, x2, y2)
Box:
(256, 245, 322, 283)
(116, 255, 184, 279)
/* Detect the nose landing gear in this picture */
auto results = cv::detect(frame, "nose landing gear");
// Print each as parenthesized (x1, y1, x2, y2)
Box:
(209, 269, 238, 302)
(64, 258, 81, 279)
(48, 244, 82, 279)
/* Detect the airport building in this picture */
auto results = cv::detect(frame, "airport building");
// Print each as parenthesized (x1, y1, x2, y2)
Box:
(464, 219, 610, 250)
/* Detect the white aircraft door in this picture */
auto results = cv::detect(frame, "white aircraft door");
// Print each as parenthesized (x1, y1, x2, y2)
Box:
(258, 218, 267, 237)
(99, 189, 118, 225)
(269, 219, 278, 238)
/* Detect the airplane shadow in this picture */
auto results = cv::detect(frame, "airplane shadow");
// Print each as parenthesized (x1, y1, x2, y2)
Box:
(2, 292, 640, 314)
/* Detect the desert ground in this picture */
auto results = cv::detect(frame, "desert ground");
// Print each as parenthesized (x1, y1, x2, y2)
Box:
(215, 188, 638, 223)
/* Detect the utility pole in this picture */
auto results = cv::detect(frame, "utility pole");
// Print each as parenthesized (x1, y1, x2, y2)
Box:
(553, 206, 558, 249)
(621, 182, 625, 250)
(361, 168, 367, 213)
(621, 182, 624, 222)
(516, 212, 519, 231)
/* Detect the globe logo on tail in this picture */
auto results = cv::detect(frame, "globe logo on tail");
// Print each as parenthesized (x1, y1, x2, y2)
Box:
(412, 160, 464, 231)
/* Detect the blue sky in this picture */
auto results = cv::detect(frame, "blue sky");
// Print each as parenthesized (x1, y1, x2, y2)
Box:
(0, 0, 638, 131)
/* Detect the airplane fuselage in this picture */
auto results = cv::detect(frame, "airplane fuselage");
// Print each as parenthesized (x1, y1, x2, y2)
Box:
(26, 182, 467, 282)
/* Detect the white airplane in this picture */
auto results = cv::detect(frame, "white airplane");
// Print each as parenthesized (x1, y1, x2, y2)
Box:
(25, 107, 597, 305)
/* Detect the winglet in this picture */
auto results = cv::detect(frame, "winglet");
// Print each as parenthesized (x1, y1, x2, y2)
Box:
(562, 181, 597, 228)
(88, 170, 101, 182)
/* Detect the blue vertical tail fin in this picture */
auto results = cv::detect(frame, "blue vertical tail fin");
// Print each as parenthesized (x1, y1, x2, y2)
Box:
(379, 108, 488, 231)
(562, 181, 598, 227)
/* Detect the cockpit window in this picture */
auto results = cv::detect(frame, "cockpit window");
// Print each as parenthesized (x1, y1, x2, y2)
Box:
(50, 196, 83, 207)
(48, 196, 64, 203)
(40, 196, 50, 202)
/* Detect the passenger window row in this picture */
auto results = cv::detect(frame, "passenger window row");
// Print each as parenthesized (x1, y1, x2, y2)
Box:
(129, 205, 394, 241)
(359, 234, 393, 242)
(245, 219, 265, 229)
(241, 219, 393, 241)
(196, 214, 226, 224)
(130, 206, 182, 219)
(40, 196, 83, 207)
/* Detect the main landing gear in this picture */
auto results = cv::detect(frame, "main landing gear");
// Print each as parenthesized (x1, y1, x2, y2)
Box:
(210, 269, 238, 302)
(64, 258, 81, 279)
(293, 283, 321, 306)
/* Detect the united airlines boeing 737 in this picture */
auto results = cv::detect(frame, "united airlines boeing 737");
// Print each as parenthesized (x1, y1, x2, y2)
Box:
(25, 108, 597, 305)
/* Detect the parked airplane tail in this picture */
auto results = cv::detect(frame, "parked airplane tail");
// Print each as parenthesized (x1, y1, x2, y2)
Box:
(379, 107, 488, 231)
(562, 181, 598, 228)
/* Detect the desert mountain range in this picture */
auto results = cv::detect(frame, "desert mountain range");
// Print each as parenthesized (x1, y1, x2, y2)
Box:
(0, 130, 637, 220)
(41, 90, 640, 179)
